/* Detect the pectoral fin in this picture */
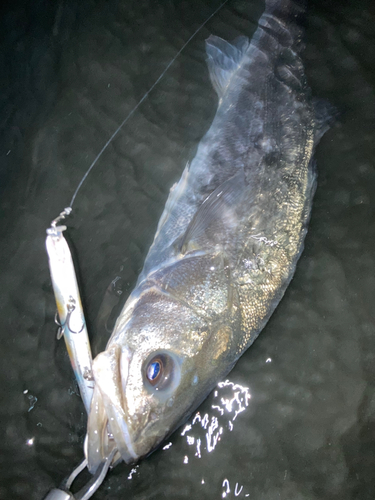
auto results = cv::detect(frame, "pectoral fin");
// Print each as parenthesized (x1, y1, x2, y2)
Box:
(180, 170, 247, 254)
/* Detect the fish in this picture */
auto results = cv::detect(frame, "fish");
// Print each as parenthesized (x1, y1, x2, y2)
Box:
(85, 0, 332, 473)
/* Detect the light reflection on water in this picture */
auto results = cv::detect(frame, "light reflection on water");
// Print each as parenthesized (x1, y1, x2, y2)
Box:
(157, 379, 253, 497)
(128, 379, 253, 495)
(180, 379, 251, 459)
(26, 437, 35, 446)
(222, 478, 250, 498)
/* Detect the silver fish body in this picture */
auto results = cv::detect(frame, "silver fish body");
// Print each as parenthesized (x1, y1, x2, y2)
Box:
(86, 0, 331, 472)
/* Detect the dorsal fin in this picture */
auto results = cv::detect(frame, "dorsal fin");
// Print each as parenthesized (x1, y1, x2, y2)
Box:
(205, 35, 249, 98)
(180, 170, 246, 254)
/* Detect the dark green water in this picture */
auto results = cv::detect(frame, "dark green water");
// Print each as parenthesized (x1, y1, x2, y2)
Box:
(1, 0, 375, 498)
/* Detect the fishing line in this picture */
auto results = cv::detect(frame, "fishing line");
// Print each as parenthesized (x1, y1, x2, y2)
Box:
(68, 0, 229, 210)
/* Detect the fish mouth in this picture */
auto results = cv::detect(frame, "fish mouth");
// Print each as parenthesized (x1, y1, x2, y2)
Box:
(86, 344, 139, 474)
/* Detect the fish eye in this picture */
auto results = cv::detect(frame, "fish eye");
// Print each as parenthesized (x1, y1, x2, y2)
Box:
(143, 352, 180, 394)
(146, 358, 162, 386)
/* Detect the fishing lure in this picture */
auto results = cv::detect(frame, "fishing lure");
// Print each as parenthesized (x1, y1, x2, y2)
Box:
(46, 208, 94, 414)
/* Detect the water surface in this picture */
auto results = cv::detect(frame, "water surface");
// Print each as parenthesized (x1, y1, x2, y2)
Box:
(1, 0, 375, 498)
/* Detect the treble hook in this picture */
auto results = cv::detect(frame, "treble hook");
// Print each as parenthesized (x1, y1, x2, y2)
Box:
(55, 296, 85, 339)
(43, 448, 117, 500)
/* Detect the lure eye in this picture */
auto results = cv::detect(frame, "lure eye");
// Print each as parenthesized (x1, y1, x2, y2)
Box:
(146, 359, 162, 386)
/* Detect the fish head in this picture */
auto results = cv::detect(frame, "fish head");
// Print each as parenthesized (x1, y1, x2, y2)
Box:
(86, 254, 239, 472)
